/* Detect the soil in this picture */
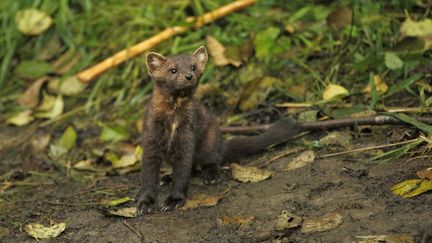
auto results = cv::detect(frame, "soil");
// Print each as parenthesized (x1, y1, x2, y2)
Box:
(1, 125, 432, 242)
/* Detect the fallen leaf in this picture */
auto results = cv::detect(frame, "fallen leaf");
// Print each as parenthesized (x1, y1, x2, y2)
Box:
(24, 222, 66, 240)
(319, 131, 352, 148)
(384, 52, 404, 70)
(363, 75, 388, 94)
(18, 77, 50, 108)
(181, 193, 224, 210)
(99, 124, 130, 143)
(326, 7, 353, 29)
(36, 92, 56, 112)
(15, 9, 53, 35)
(391, 179, 432, 198)
(49, 126, 77, 158)
(275, 211, 302, 231)
(400, 18, 432, 38)
(112, 152, 139, 168)
(100, 197, 132, 206)
(231, 163, 273, 183)
(217, 215, 255, 226)
(48, 76, 88, 96)
(301, 212, 343, 233)
(35, 95, 64, 119)
(286, 150, 315, 171)
(6, 110, 34, 126)
(417, 168, 432, 180)
(73, 159, 108, 173)
(207, 36, 229, 66)
(297, 110, 318, 123)
(353, 234, 414, 243)
(15, 60, 53, 79)
(105, 207, 137, 218)
(322, 83, 349, 100)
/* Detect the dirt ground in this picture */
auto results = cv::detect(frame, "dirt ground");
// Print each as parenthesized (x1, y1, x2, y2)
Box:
(1, 125, 432, 243)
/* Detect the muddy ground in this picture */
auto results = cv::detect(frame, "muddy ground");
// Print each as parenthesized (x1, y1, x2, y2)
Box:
(1, 125, 432, 243)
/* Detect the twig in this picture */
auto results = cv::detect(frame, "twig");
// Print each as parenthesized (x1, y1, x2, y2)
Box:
(77, 0, 256, 83)
(320, 138, 419, 158)
(123, 220, 145, 242)
(220, 115, 432, 134)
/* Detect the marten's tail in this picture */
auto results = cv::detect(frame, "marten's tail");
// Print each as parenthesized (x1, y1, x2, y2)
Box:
(222, 118, 301, 163)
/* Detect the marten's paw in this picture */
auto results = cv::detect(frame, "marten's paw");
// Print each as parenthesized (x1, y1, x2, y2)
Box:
(161, 196, 185, 212)
(136, 195, 156, 215)
(200, 166, 221, 185)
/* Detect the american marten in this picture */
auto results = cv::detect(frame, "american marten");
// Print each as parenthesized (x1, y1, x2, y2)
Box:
(137, 46, 299, 214)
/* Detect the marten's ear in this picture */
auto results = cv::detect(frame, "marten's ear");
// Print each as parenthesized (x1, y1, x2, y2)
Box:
(193, 46, 208, 68)
(146, 52, 167, 75)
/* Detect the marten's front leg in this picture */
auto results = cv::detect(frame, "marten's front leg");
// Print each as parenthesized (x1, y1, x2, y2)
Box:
(161, 133, 194, 212)
(137, 139, 162, 215)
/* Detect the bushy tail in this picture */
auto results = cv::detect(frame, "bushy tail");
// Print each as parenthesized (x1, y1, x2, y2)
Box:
(222, 118, 301, 163)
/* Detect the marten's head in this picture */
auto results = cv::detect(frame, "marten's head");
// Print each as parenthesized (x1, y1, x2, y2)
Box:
(146, 46, 208, 97)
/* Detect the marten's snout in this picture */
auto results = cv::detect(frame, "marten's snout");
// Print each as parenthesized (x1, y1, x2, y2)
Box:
(185, 73, 193, 80)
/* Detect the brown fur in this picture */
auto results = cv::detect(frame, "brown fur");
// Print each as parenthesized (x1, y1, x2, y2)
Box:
(137, 46, 300, 214)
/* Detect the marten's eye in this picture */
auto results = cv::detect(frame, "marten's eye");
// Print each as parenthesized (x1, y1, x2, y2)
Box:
(191, 65, 196, 71)
(170, 68, 177, 74)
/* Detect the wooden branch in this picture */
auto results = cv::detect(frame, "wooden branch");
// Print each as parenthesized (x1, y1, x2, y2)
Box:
(220, 115, 432, 134)
(77, 0, 257, 83)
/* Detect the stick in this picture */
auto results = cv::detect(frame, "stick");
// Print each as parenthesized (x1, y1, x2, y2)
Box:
(77, 0, 256, 83)
(220, 115, 432, 134)
(123, 220, 145, 242)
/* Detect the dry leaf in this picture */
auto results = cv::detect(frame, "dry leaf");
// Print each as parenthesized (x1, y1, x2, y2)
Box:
(207, 36, 229, 66)
(217, 215, 255, 226)
(15, 9, 53, 35)
(105, 207, 137, 218)
(301, 212, 343, 233)
(35, 95, 64, 119)
(48, 76, 88, 96)
(181, 193, 223, 210)
(319, 131, 352, 148)
(286, 150, 315, 171)
(363, 75, 388, 94)
(417, 167, 432, 180)
(231, 163, 273, 183)
(24, 222, 66, 240)
(275, 211, 302, 231)
(18, 77, 50, 108)
(391, 179, 432, 198)
(353, 234, 414, 243)
(6, 110, 34, 126)
(322, 83, 349, 100)
(73, 159, 108, 173)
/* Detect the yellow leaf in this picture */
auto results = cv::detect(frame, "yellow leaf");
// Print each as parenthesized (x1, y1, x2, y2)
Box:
(206, 36, 229, 66)
(7, 110, 34, 126)
(391, 179, 432, 198)
(275, 211, 302, 231)
(231, 163, 273, 182)
(322, 84, 349, 100)
(15, 9, 53, 35)
(400, 18, 432, 37)
(25, 222, 66, 239)
(286, 150, 315, 171)
(48, 76, 88, 96)
(181, 193, 223, 210)
(35, 95, 64, 119)
(106, 207, 137, 218)
(363, 75, 388, 94)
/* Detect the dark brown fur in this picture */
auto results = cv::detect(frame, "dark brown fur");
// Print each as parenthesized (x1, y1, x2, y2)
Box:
(137, 46, 300, 214)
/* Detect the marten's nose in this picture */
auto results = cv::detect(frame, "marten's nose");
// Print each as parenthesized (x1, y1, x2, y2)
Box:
(185, 73, 193, 80)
